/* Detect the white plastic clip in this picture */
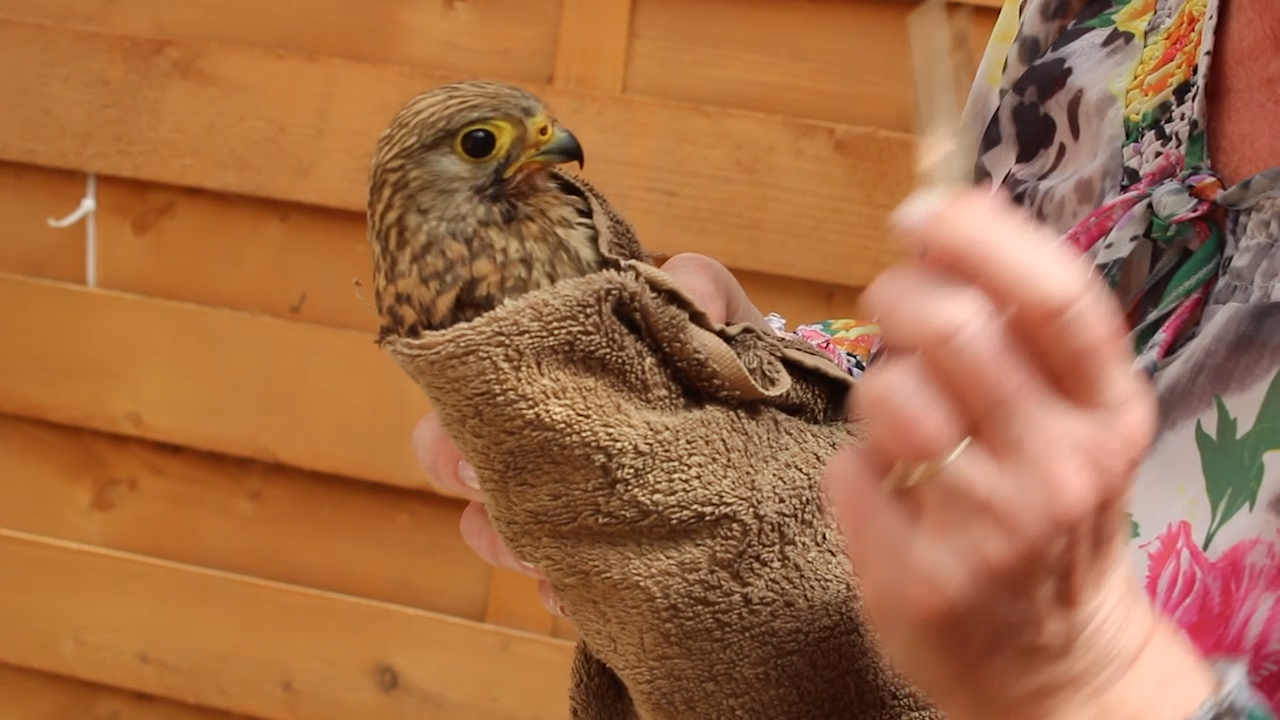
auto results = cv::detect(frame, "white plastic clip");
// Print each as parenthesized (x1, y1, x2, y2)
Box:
(47, 173, 99, 287)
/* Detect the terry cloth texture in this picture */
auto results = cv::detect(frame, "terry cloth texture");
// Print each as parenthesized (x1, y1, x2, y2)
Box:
(380, 172, 942, 720)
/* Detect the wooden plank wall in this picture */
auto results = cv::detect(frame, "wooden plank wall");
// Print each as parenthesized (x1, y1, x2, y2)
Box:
(0, 0, 999, 717)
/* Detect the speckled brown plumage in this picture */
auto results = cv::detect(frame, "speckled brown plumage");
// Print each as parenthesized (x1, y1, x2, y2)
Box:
(367, 81, 606, 340)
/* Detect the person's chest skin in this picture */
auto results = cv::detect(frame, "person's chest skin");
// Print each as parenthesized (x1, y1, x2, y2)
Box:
(1205, 0, 1280, 187)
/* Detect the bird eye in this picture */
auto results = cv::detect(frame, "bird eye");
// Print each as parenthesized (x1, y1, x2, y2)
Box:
(458, 128, 498, 160)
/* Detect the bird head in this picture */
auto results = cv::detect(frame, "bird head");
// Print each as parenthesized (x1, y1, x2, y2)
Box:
(368, 81, 585, 220)
(365, 80, 606, 337)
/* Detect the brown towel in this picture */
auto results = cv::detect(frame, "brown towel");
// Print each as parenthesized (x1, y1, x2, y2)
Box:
(380, 173, 942, 720)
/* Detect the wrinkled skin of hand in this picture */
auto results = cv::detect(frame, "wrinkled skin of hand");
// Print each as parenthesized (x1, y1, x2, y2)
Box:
(823, 187, 1217, 720)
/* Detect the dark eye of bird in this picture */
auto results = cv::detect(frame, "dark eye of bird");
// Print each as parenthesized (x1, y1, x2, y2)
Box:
(459, 128, 498, 159)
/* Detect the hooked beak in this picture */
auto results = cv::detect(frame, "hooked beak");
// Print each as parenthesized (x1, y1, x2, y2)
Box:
(503, 124, 585, 179)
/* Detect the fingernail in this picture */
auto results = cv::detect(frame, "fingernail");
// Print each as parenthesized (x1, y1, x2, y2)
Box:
(518, 559, 538, 574)
(457, 460, 480, 490)
(889, 187, 952, 232)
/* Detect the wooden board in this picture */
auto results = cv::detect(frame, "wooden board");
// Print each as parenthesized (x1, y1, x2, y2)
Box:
(0, 20, 914, 288)
(0, 414, 491, 620)
(0, 162, 864, 333)
(551, 616, 580, 642)
(484, 568, 557, 636)
(0, 163, 380, 333)
(629, 0, 919, 131)
(964, 3, 1002, 61)
(0, 272, 435, 493)
(0, 0, 561, 83)
(0, 528, 574, 720)
(627, 0, 1001, 131)
(0, 0, 1004, 117)
(552, 0, 634, 93)
(0, 0, 1003, 118)
(0, 662, 253, 720)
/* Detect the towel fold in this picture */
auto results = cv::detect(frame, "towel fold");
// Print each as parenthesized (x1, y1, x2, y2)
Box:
(380, 173, 941, 720)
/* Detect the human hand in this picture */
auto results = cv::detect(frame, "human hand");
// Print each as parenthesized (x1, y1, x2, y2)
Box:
(823, 187, 1216, 720)
(412, 252, 770, 616)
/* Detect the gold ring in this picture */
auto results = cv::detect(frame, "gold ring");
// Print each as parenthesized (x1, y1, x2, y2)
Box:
(884, 435, 973, 490)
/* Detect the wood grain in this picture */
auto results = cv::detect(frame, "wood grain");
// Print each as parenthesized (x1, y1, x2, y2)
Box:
(0, 163, 379, 332)
(0, 272, 434, 493)
(0, 0, 561, 83)
(484, 568, 557, 635)
(0, 20, 914, 288)
(552, 0, 634, 93)
(0, 0, 1003, 113)
(0, 414, 491, 619)
(551, 615, 580, 642)
(0, 162, 864, 331)
(627, 0, 999, 131)
(0, 662, 252, 720)
(628, 0, 917, 131)
(962, 3, 1001, 61)
(0, 528, 574, 720)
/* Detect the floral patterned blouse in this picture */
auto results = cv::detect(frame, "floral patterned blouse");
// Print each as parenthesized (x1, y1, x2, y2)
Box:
(775, 0, 1280, 716)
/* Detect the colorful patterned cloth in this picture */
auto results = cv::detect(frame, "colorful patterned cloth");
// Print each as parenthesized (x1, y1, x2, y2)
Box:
(766, 314, 880, 380)
(781, 0, 1280, 715)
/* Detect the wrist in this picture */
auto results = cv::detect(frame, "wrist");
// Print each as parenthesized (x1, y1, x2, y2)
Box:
(1051, 606, 1217, 720)
(1006, 557, 1219, 720)
(1095, 617, 1217, 720)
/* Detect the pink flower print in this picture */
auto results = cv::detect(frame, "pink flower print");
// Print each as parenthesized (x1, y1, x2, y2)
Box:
(792, 326, 849, 372)
(1142, 520, 1280, 711)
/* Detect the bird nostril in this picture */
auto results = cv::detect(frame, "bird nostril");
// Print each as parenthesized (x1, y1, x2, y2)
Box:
(538, 124, 551, 138)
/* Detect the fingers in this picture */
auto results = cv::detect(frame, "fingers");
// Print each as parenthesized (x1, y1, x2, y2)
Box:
(890, 188, 1139, 410)
(839, 354, 1040, 574)
(854, 353, 969, 465)
(457, 503, 557, 613)
(413, 414, 551, 593)
(858, 262, 1053, 455)
(459, 501, 544, 579)
(824, 187, 1161, 714)
(823, 443, 914, 568)
(852, 259, 1134, 544)
(659, 253, 771, 330)
(824, 441, 992, 621)
(829, 428, 1085, 639)
(537, 579, 565, 617)
(413, 412, 483, 502)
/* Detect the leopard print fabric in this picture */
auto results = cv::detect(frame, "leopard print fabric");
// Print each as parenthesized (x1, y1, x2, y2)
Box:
(965, 0, 1280, 365)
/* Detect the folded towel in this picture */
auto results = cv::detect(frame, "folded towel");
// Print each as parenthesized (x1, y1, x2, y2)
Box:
(380, 173, 941, 720)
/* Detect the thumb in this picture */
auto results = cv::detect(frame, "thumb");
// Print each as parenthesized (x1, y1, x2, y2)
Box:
(659, 253, 770, 329)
